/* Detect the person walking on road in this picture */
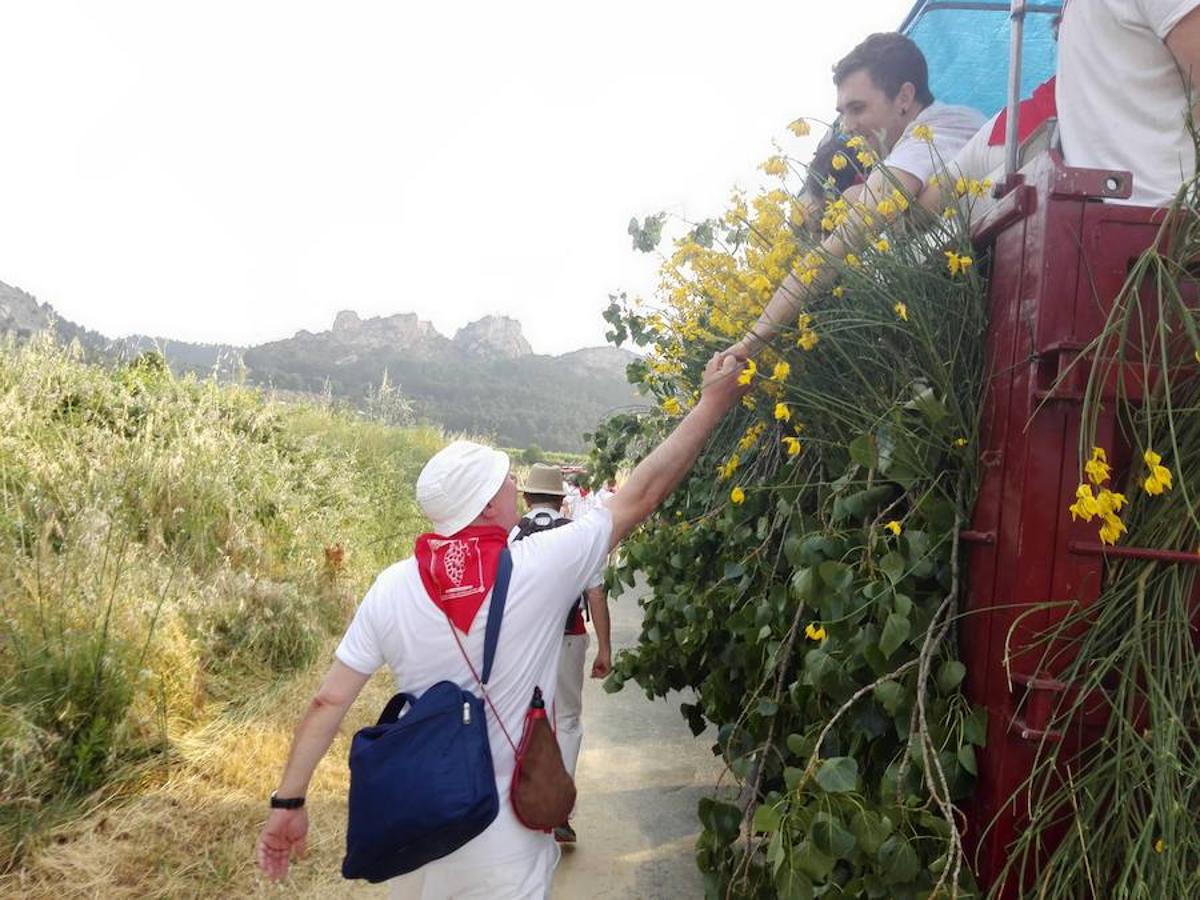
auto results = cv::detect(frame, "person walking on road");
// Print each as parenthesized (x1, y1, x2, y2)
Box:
(255, 351, 748, 898)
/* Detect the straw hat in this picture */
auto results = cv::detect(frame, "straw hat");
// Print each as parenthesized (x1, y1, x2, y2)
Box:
(416, 440, 511, 535)
(521, 463, 566, 496)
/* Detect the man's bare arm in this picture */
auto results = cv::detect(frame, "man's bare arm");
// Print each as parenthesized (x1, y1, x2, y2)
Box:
(586, 586, 612, 678)
(257, 660, 371, 880)
(606, 352, 746, 549)
(1167, 7, 1200, 120)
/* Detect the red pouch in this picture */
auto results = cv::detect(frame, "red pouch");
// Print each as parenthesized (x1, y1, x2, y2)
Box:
(510, 687, 576, 831)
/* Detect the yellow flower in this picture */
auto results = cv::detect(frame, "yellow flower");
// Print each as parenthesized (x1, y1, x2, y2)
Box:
(797, 329, 820, 351)
(832, 285, 846, 298)
(891, 189, 910, 211)
(943, 206, 958, 219)
(876, 198, 897, 218)
(774, 402, 791, 422)
(730, 486, 746, 505)
(913, 123, 934, 142)
(968, 178, 993, 198)
(874, 237, 891, 253)
(1069, 483, 1101, 522)
(737, 423, 765, 452)
(782, 435, 802, 456)
(1095, 488, 1127, 517)
(953, 437, 968, 448)
(717, 453, 741, 481)
(737, 359, 757, 386)
(945, 251, 973, 276)
(1084, 446, 1111, 485)
(1099, 514, 1127, 545)
(885, 520, 902, 536)
(1195, 348, 1200, 364)
(846, 135, 866, 149)
(954, 176, 968, 197)
(856, 149, 877, 167)
(661, 397, 682, 416)
(771, 361, 790, 382)
(894, 301, 908, 321)
(1155, 838, 1166, 854)
(789, 118, 811, 137)
(804, 623, 827, 641)
(845, 253, 862, 268)
(1142, 449, 1173, 495)
(761, 155, 789, 177)
(831, 152, 848, 171)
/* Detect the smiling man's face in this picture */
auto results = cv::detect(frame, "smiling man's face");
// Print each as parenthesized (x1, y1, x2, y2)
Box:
(835, 67, 914, 155)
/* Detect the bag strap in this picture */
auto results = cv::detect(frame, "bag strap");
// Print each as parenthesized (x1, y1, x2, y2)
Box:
(375, 691, 415, 726)
(445, 548, 519, 754)
(481, 547, 511, 684)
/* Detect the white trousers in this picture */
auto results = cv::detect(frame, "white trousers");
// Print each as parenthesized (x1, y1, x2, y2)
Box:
(388, 841, 559, 899)
(554, 632, 588, 781)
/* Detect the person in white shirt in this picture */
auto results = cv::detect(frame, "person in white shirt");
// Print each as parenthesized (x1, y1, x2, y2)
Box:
(256, 351, 748, 898)
(1057, 0, 1200, 208)
(510, 463, 611, 846)
(729, 32, 984, 360)
(596, 477, 618, 508)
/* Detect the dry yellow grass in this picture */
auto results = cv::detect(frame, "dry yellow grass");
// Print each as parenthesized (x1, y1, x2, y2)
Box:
(2, 647, 396, 898)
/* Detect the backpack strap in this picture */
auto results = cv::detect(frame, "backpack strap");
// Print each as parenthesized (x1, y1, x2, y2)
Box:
(481, 547, 511, 684)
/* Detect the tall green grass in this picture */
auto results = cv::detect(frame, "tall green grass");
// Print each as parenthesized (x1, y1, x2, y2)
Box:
(0, 336, 442, 868)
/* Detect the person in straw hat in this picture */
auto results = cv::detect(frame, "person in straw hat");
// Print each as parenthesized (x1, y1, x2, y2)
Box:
(511, 462, 612, 846)
(256, 351, 748, 898)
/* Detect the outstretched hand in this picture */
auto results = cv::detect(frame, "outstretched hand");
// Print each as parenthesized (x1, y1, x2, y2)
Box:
(699, 351, 752, 411)
(257, 808, 309, 881)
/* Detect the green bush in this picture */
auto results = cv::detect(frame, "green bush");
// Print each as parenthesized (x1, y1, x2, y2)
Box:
(0, 335, 441, 867)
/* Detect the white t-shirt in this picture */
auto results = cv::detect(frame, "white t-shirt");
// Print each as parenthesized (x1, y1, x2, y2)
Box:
(1058, 0, 1200, 207)
(336, 507, 613, 876)
(564, 490, 598, 521)
(882, 101, 986, 191)
(511, 507, 603, 591)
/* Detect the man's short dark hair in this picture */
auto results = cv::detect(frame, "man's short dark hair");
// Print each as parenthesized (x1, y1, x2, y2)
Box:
(833, 33, 934, 107)
(523, 492, 563, 508)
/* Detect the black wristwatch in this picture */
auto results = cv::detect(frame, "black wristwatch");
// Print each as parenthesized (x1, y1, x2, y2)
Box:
(270, 791, 305, 810)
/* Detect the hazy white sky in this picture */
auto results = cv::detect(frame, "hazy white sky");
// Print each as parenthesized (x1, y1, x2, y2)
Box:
(0, 1, 912, 355)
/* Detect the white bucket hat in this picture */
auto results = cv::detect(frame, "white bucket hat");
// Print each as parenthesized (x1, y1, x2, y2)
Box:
(416, 440, 511, 535)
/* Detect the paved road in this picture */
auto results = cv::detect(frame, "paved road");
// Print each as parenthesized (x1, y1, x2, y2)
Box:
(551, 579, 724, 900)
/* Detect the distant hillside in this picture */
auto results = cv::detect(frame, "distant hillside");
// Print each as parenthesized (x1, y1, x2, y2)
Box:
(0, 281, 644, 451)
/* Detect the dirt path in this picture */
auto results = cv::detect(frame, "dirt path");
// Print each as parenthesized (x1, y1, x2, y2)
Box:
(552, 580, 723, 900)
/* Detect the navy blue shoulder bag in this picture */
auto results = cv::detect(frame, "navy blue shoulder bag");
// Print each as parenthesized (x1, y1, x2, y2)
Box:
(341, 548, 512, 883)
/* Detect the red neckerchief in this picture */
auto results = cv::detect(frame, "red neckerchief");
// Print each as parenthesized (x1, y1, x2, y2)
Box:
(578, 487, 590, 498)
(989, 76, 1057, 146)
(414, 525, 508, 633)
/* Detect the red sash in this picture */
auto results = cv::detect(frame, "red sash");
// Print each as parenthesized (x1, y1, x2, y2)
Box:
(414, 525, 509, 633)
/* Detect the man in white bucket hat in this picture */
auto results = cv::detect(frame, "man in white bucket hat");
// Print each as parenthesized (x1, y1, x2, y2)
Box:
(511, 462, 612, 846)
(257, 351, 748, 898)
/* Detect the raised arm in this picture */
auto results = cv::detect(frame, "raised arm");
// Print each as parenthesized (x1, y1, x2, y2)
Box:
(606, 352, 747, 548)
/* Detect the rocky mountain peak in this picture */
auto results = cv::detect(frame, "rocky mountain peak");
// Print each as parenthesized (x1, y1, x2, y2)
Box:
(452, 315, 532, 359)
(0, 280, 54, 336)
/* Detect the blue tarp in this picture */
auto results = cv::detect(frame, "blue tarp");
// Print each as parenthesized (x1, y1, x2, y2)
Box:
(900, 1, 1062, 118)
